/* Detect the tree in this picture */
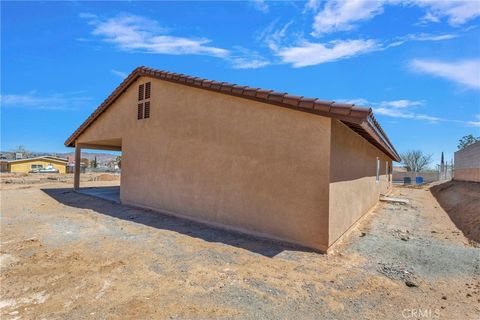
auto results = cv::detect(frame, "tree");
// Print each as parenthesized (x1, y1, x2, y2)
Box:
(80, 158, 89, 167)
(458, 134, 479, 150)
(400, 150, 432, 172)
(116, 155, 121, 169)
(90, 156, 98, 169)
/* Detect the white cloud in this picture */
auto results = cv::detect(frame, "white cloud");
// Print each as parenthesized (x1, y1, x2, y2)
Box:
(229, 47, 270, 69)
(382, 32, 458, 49)
(309, 0, 480, 37)
(413, 0, 480, 26)
(468, 114, 480, 127)
(81, 13, 270, 69)
(111, 69, 127, 79)
(271, 32, 455, 67)
(467, 121, 480, 127)
(374, 107, 412, 118)
(379, 99, 424, 108)
(419, 11, 441, 24)
(304, 0, 320, 13)
(257, 20, 294, 51)
(374, 107, 440, 122)
(311, 0, 384, 37)
(410, 59, 480, 89)
(231, 57, 270, 69)
(0, 92, 93, 110)
(346, 98, 435, 120)
(337, 98, 369, 105)
(405, 33, 458, 41)
(276, 39, 379, 67)
(82, 13, 229, 58)
(340, 97, 477, 126)
(262, 16, 455, 67)
(251, 0, 269, 13)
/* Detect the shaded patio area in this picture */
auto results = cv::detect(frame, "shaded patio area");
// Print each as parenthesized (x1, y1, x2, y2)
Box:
(42, 186, 310, 257)
(76, 186, 120, 203)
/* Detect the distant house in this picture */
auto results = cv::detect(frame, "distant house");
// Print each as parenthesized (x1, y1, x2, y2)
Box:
(454, 141, 480, 182)
(65, 66, 400, 252)
(0, 156, 67, 174)
(105, 160, 120, 170)
(66, 155, 86, 174)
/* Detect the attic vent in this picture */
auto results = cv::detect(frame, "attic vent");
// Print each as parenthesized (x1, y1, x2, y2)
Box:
(139, 84, 144, 101)
(144, 101, 150, 118)
(137, 103, 144, 119)
(145, 82, 151, 99)
(137, 82, 151, 120)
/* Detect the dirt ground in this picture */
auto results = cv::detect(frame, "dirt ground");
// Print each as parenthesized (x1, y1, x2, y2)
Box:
(0, 175, 478, 319)
(431, 180, 480, 245)
(0, 172, 120, 187)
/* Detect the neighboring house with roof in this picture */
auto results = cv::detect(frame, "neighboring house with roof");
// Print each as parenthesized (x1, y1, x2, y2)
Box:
(0, 156, 67, 173)
(65, 66, 400, 252)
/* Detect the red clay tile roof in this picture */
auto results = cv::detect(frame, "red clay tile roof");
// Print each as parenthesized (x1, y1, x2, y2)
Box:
(65, 66, 400, 161)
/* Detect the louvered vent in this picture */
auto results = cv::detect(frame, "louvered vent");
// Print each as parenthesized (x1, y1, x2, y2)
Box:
(138, 84, 144, 101)
(145, 82, 151, 99)
(137, 82, 151, 120)
(137, 103, 144, 120)
(144, 101, 150, 118)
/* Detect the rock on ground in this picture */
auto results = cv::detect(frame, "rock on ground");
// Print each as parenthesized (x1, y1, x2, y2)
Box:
(0, 178, 478, 319)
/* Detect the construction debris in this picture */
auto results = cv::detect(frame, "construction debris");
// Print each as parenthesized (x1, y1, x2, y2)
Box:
(380, 196, 409, 204)
(377, 262, 417, 285)
(392, 229, 412, 241)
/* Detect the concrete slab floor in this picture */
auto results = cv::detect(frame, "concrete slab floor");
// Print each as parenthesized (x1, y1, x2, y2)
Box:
(76, 186, 120, 203)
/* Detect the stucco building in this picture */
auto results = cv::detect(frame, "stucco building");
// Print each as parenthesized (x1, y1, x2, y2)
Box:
(454, 141, 480, 182)
(0, 156, 67, 173)
(65, 67, 400, 252)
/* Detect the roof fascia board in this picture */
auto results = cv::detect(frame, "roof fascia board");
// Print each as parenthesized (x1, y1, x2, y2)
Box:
(4, 157, 68, 164)
(65, 67, 399, 161)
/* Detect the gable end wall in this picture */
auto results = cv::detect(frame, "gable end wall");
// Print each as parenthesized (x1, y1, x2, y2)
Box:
(76, 76, 334, 251)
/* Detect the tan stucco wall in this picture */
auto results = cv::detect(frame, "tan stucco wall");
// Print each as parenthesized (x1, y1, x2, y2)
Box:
(328, 120, 392, 246)
(454, 141, 480, 182)
(8, 160, 66, 174)
(77, 76, 332, 251)
(454, 168, 480, 182)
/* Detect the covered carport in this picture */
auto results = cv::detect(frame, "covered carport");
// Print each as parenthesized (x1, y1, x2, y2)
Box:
(73, 138, 122, 202)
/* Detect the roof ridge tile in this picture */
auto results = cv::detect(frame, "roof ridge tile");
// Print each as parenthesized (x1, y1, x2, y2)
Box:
(64, 66, 400, 161)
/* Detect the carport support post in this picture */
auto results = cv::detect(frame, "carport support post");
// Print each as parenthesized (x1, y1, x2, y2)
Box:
(74, 143, 81, 190)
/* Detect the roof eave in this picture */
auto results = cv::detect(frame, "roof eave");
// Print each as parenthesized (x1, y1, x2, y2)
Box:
(65, 66, 399, 162)
(362, 118, 401, 162)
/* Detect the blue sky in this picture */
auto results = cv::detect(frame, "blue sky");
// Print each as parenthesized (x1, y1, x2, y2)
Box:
(2, 1, 479, 165)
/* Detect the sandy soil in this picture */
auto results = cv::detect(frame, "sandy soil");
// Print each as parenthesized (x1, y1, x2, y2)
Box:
(431, 181, 480, 245)
(0, 172, 120, 190)
(0, 176, 478, 319)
